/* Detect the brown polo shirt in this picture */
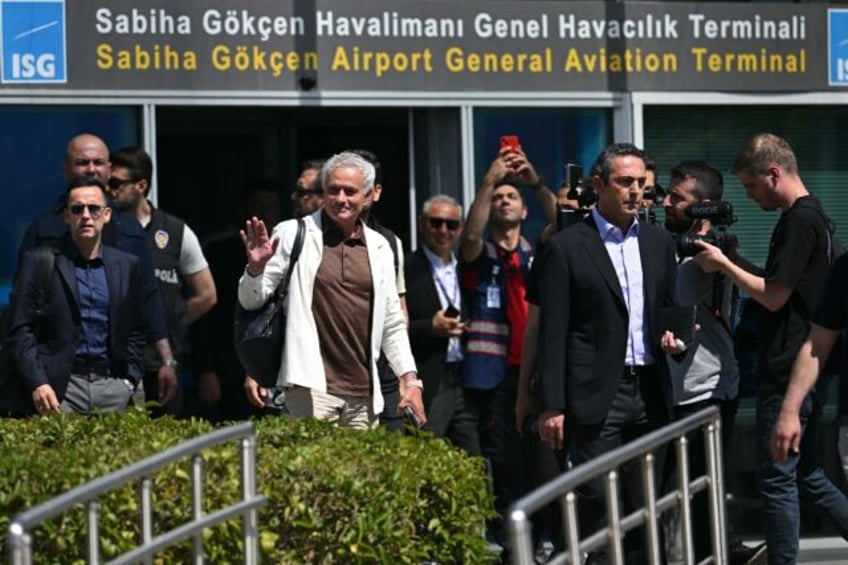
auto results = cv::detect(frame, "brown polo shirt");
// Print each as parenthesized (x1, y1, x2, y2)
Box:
(312, 215, 373, 397)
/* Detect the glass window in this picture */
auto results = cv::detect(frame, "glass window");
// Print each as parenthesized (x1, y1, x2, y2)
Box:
(473, 107, 612, 244)
(644, 105, 848, 268)
(0, 105, 139, 306)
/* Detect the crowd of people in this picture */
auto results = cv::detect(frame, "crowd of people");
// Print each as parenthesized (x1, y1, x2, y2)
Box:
(1, 131, 847, 564)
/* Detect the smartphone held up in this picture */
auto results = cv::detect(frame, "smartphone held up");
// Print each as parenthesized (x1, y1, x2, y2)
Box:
(500, 135, 520, 153)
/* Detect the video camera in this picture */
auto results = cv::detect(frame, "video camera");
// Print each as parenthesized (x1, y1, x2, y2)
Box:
(557, 163, 598, 231)
(637, 182, 666, 225)
(676, 201, 738, 258)
(643, 183, 667, 206)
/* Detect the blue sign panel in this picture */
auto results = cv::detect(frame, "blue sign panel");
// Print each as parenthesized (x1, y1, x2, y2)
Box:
(1, 0, 66, 83)
(829, 9, 848, 86)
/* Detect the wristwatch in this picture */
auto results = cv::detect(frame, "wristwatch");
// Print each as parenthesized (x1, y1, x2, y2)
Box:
(162, 359, 178, 369)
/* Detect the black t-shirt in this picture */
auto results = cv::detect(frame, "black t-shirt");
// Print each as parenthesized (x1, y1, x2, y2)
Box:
(812, 252, 848, 332)
(812, 252, 848, 416)
(758, 195, 832, 384)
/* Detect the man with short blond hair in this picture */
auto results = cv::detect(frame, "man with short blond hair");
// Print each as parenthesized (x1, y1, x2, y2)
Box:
(697, 133, 848, 564)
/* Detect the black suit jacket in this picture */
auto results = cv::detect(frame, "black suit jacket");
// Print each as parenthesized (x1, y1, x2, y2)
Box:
(538, 214, 677, 426)
(9, 240, 146, 409)
(404, 249, 468, 434)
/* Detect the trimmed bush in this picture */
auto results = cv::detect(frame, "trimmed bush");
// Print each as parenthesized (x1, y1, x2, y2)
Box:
(0, 409, 495, 563)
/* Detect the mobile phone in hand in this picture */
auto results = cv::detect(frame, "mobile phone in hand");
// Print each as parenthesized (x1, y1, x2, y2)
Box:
(444, 304, 460, 318)
(565, 163, 583, 188)
(403, 406, 422, 429)
(264, 387, 286, 411)
(500, 135, 520, 152)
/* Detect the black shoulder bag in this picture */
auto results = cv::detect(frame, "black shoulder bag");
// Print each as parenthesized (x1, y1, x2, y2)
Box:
(234, 219, 305, 389)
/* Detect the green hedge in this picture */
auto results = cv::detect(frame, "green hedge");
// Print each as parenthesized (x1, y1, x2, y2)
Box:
(0, 409, 495, 563)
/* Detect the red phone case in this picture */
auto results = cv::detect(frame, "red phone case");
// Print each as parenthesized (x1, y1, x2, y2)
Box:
(500, 135, 520, 151)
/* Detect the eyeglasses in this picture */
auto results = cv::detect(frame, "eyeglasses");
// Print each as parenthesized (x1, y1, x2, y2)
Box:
(72, 158, 108, 168)
(68, 204, 106, 218)
(107, 177, 138, 190)
(427, 217, 460, 231)
(291, 188, 322, 199)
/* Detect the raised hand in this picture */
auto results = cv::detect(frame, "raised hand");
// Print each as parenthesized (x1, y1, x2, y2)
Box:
(239, 216, 279, 275)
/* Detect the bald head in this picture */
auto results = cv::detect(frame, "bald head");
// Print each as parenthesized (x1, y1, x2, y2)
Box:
(64, 134, 110, 183)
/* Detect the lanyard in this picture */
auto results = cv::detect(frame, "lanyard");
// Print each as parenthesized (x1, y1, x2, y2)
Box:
(432, 265, 459, 310)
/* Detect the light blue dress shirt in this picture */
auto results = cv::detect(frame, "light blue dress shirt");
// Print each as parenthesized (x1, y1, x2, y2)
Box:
(592, 208, 654, 366)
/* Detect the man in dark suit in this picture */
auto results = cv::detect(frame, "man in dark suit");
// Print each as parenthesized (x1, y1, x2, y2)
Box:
(9, 176, 146, 415)
(537, 143, 677, 562)
(18, 133, 176, 408)
(405, 195, 479, 454)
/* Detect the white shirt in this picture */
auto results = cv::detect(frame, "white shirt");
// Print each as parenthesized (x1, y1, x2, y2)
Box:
(422, 245, 463, 363)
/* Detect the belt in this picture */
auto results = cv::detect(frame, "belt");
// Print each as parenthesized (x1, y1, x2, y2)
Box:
(72, 366, 112, 380)
(622, 365, 654, 378)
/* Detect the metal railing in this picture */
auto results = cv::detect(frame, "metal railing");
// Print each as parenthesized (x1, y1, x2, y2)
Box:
(508, 406, 727, 565)
(7, 421, 267, 565)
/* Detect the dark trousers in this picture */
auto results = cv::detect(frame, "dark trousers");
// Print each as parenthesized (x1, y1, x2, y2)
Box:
(427, 362, 481, 456)
(669, 396, 739, 561)
(377, 355, 404, 432)
(466, 368, 531, 548)
(757, 386, 848, 565)
(142, 369, 181, 417)
(569, 367, 669, 564)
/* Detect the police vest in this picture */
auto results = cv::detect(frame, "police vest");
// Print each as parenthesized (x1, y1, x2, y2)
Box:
(462, 237, 533, 390)
(143, 207, 189, 370)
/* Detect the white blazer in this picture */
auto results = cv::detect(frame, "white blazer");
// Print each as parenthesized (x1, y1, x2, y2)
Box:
(237, 210, 417, 414)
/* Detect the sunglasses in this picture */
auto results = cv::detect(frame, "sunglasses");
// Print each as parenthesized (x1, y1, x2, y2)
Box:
(107, 177, 138, 190)
(427, 217, 460, 231)
(291, 188, 322, 199)
(68, 204, 106, 218)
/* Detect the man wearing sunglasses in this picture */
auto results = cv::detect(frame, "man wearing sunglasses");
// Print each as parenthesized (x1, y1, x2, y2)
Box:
(8, 176, 146, 415)
(291, 159, 325, 218)
(109, 146, 217, 419)
(404, 195, 478, 453)
(17, 133, 177, 410)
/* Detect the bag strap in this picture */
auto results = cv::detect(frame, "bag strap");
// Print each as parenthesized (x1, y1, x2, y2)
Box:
(277, 218, 306, 298)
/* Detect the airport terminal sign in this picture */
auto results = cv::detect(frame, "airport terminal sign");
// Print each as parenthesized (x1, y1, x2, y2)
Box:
(0, 0, 845, 93)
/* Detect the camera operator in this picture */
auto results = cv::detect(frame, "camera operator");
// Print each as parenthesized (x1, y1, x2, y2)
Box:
(659, 161, 760, 563)
(691, 134, 848, 565)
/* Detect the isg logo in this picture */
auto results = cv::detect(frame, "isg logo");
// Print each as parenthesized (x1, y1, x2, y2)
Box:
(829, 9, 848, 86)
(0, 0, 66, 83)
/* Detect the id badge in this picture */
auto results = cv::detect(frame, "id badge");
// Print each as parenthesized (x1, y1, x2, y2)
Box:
(486, 285, 501, 309)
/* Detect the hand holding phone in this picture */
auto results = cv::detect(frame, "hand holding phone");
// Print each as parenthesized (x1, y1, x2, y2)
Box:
(500, 135, 520, 153)
(565, 163, 583, 189)
(403, 406, 423, 429)
(444, 304, 460, 318)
